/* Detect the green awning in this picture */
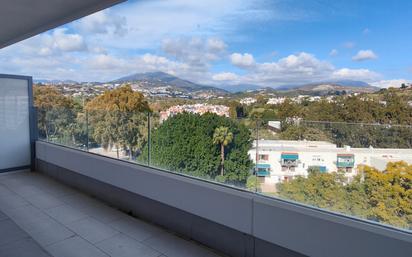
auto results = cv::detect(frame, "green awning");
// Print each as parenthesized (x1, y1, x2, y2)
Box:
(257, 170, 270, 177)
(281, 153, 299, 160)
(257, 163, 271, 169)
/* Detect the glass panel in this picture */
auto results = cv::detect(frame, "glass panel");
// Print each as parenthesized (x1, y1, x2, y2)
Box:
(27, 0, 412, 232)
(147, 110, 253, 190)
(37, 107, 87, 150)
(0, 77, 30, 170)
(35, 94, 412, 230)
(255, 120, 412, 230)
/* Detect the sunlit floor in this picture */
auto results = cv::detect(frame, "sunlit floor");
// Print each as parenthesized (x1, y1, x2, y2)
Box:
(0, 171, 224, 257)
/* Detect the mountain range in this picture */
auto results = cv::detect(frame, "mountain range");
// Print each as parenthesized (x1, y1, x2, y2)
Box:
(36, 71, 380, 95)
(114, 72, 379, 94)
(112, 72, 227, 94)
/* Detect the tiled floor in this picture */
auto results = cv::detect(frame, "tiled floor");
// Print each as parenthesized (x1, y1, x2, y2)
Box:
(0, 171, 225, 257)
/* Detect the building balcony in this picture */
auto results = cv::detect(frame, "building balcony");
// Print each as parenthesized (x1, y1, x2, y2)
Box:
(256, 164, 271, 177)
(280, 153, 299, 167)
(337, 154, 355, 168)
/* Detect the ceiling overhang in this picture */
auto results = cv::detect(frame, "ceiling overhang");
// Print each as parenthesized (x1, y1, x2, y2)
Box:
(0, 0, 126, 49)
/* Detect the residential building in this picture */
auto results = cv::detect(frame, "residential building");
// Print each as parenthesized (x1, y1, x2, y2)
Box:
(249, 140, 412, 184)
(160, 104, 229, 122)
(240, 97, 257, 105)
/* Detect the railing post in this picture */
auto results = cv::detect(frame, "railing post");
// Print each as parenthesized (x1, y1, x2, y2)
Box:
(147, 112, 151, 166)
(86, 110, 89, 151)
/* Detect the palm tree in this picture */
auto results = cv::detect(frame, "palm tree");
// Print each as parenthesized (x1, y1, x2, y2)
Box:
(213, 126, 233, 176)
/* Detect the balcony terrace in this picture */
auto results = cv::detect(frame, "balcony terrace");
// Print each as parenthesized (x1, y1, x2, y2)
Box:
(0, 170, 224, 257)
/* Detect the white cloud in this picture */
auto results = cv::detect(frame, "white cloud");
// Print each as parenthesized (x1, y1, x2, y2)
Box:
(212, 72, 238, 81)
(71, 0, 294, 50)
(83, 52, 219, 82)
(76, 10, 127, 36)
(213, 53, 381, 86)
(352, 50, 378, 61)
(240, 52, 335, 85)
(162, 37, 226, 70)
(78, 51, 382, 85)
(371, 79, 411, 88)
(230, 53, 255, 68)
(363, 28, 370, 35)
(329, 49, 338, 56)
(51, 29, 87, 52)
(332, 68, 380, 81)
(207, 38, 226, 52)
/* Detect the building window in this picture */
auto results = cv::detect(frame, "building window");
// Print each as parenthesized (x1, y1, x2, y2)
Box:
(258, 154, 269, 161)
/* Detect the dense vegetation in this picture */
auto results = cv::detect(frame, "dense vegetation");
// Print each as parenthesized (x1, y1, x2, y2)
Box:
(277, 161, 412, 229)
(34, 86, 81, 144)
(139, 112, 253, 184)
(85, 86, 150, 158)
(227, 89, 412, 148)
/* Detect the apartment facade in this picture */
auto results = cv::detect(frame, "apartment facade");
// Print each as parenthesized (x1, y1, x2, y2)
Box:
(249, 140, 412, 184)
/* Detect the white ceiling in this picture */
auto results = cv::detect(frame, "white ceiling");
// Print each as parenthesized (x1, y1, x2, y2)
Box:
(0, 0, 125, 49)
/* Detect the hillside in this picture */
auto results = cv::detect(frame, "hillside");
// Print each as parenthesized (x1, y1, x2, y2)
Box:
(113, 72, 227, 94)
(275, 80, 379, 95)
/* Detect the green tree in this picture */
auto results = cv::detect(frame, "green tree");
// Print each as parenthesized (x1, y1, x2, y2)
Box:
(139, 112, 252, 184)
(213, 126, 233, 176)
(33, 85, 77, 141)
(246, 175, 258, 191)
(280, 125, 331, 142)
(277, 162, 412, 229)
(277, 99, 302, 120)
(86, 85, 150, 158)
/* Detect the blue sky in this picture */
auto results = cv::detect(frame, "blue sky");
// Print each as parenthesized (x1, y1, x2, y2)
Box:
(0, 0, 411, 88)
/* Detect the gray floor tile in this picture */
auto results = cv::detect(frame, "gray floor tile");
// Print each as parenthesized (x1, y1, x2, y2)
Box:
(0, 184, 14, 197)
(0, 194, 29, 211)
(0, 211, 8, 221)
(144, 232, 221, 257)
(46, 236, 109, 257)
(3, 204, 49, 224)
(67, 217, 119, 244)
(25, 193, 65, 210)
(45, 204, 88, 225)
(0, 177, 31, 188)
(31, 222, 75, 247)
(0, 238, 51, 257)
(43, 184, 79, 198)
(108, 215, 163, 242)
(0, 219, 29, 246)
(18, 216, 62, 235)
(9, 184, 46, 198)
(96, 233, 161, 257)
(61, 193, 101, 210)
(81, 202, 126, 223)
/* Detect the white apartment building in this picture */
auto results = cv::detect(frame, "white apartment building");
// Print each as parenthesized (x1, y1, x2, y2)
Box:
(159, 104, 230, 123)
(267, 97, 286, 105)
(240, 97, 257, 105)
(248, 140, 412, 186)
